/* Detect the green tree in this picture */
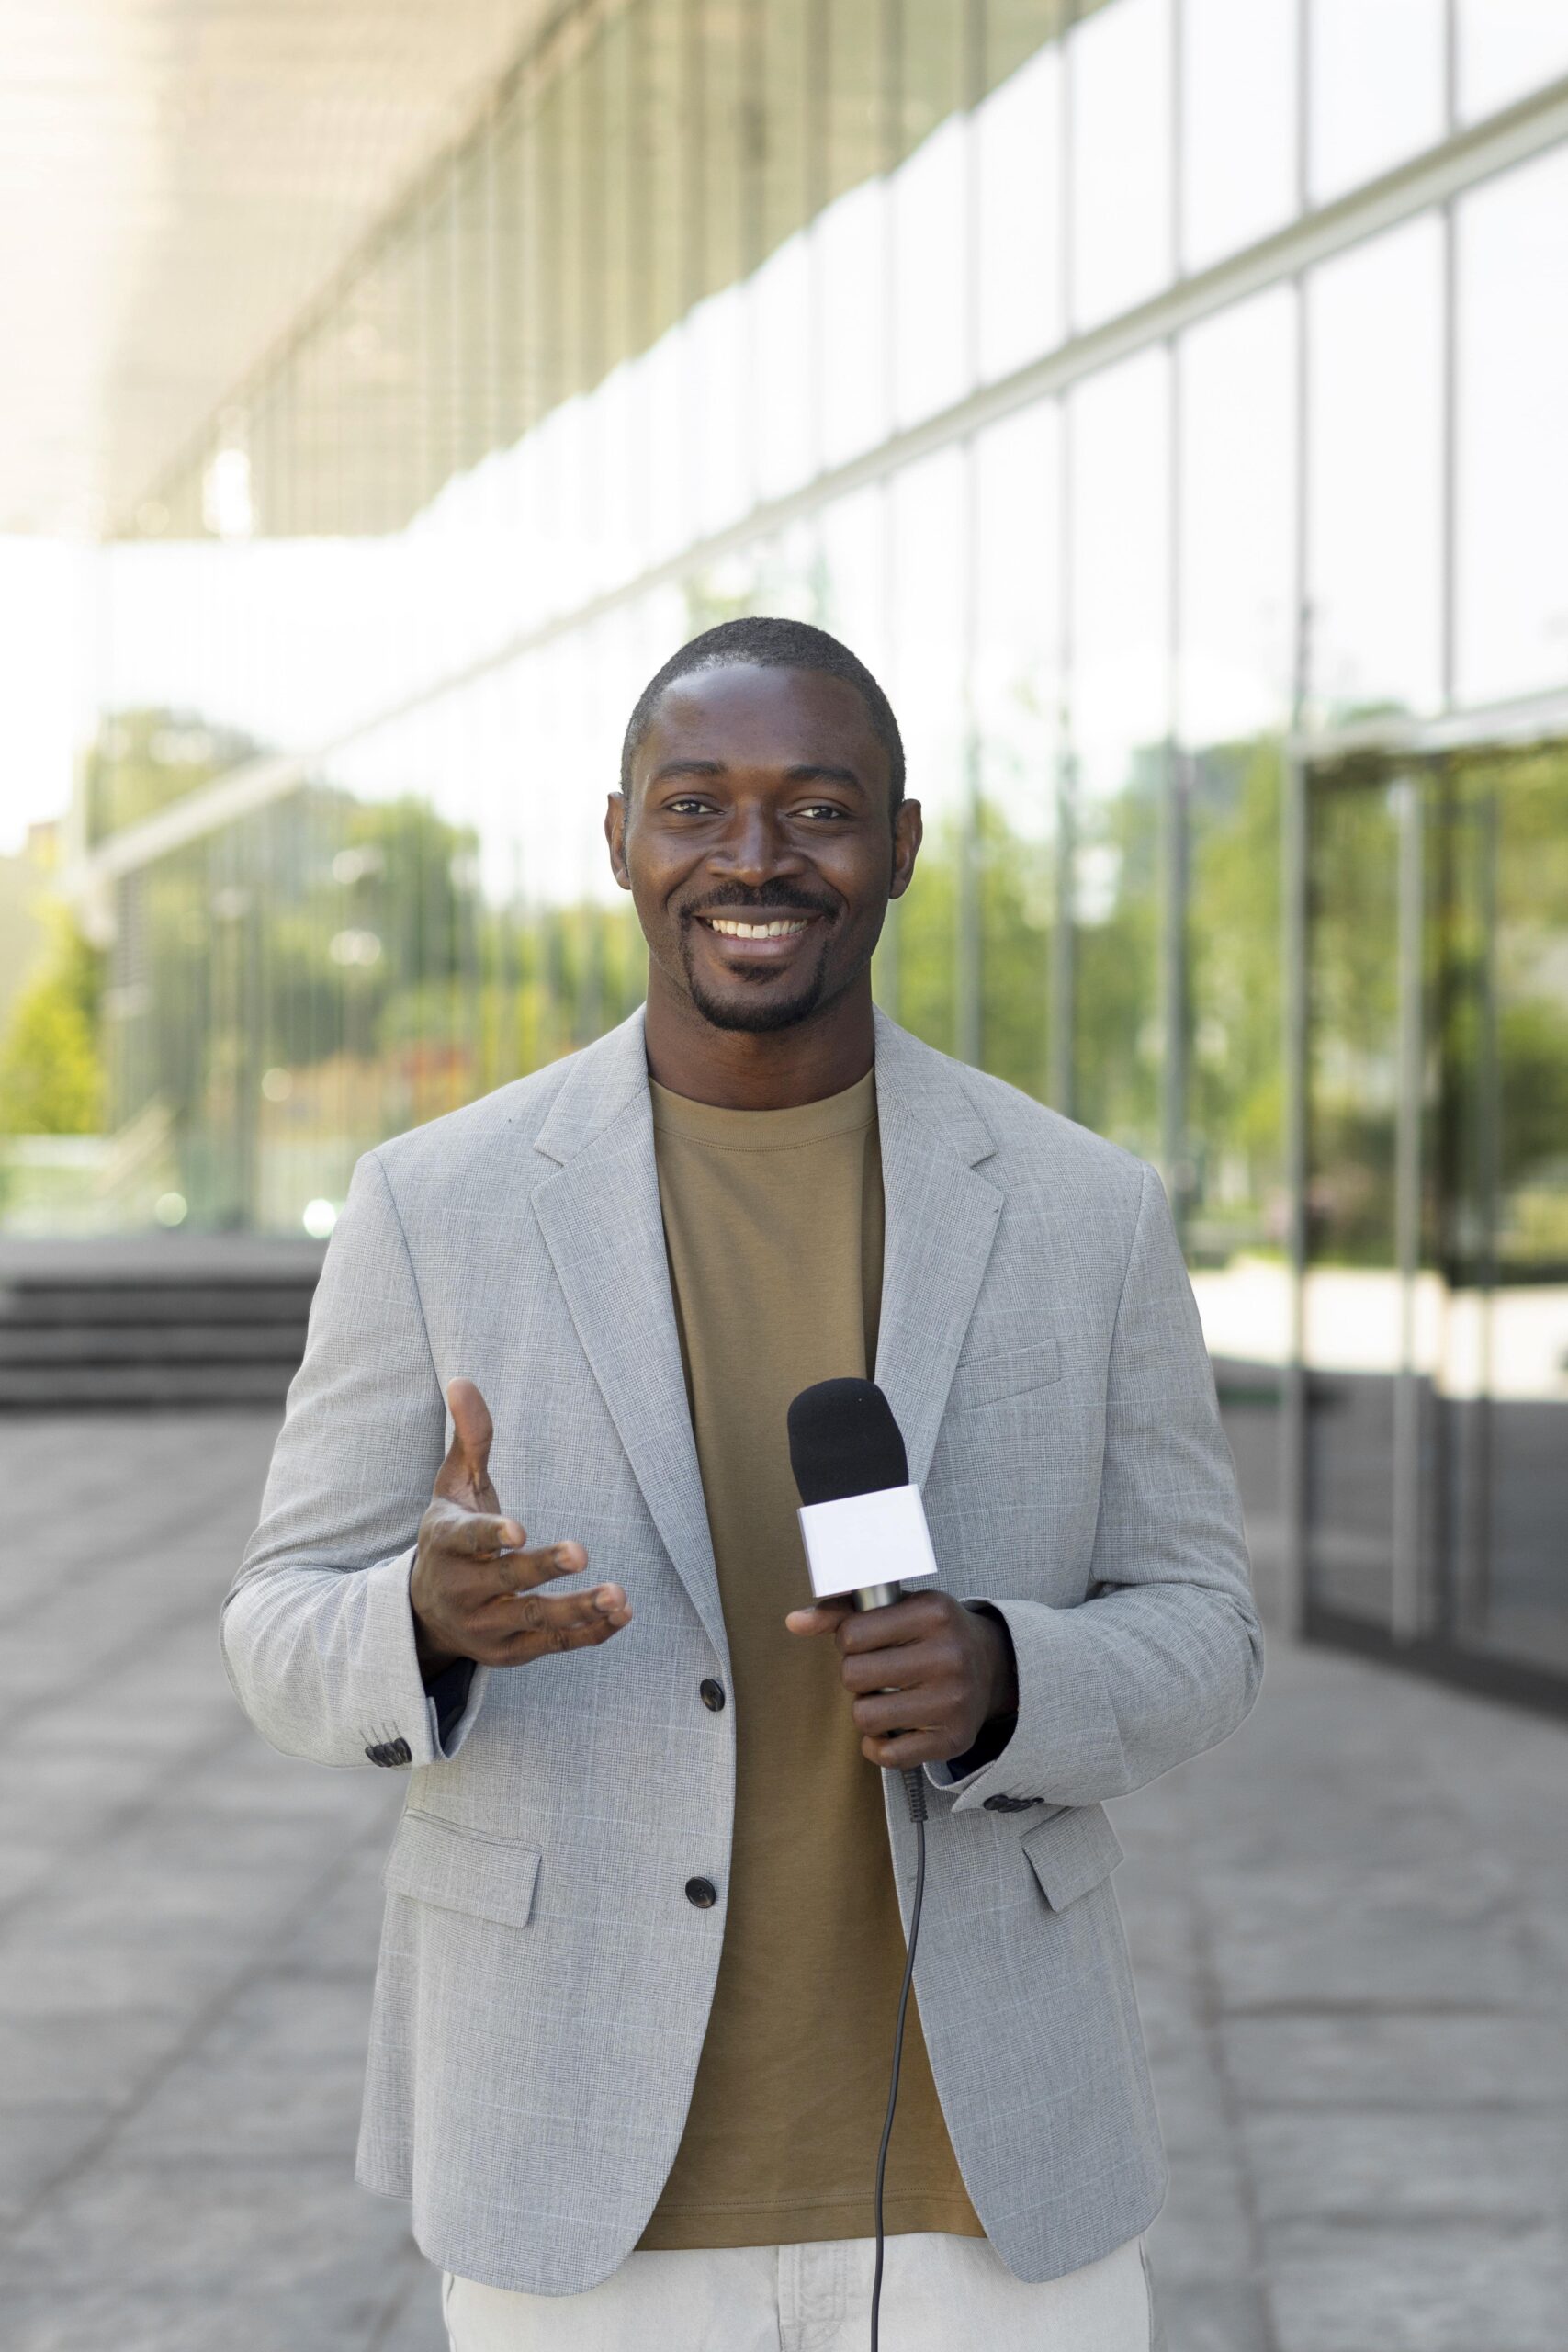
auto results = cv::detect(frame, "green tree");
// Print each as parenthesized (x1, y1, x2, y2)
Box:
(0, 908, 105, 1134)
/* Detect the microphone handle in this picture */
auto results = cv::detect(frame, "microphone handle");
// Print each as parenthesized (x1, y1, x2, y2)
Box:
(852, 1583, 903, 1613)
(852, 1585, 905, 1704)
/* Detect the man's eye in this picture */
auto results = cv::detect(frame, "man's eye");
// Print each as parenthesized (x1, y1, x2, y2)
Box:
(666, 797, 716, 815)
(796, 803, 849, 820)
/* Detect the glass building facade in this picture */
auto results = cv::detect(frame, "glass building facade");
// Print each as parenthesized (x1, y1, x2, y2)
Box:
(68, 0, 1568, 1703)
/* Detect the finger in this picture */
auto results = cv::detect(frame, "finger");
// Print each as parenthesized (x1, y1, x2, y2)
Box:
(484, 1539, 591, 1597)
(850, 1687, 952, 1738)
(784, 1600, 851, 1635)
(434, 1378, 495, 1502)
(862, 1728, 942, 1769)
(489, 1586, 632, 1647)
(833, 1597, 932, 1653)
(439, 1510, 527, 1559)
(839, 1639, 951, 1694)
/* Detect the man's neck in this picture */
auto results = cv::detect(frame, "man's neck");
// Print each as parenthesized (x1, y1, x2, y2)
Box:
(642, 971, 876, 1110)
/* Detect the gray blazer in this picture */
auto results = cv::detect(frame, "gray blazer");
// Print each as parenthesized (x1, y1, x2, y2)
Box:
(222, 1002, 1262, 2296)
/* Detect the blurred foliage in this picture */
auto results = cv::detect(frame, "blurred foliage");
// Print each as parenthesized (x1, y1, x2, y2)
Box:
(84, 708, 261, 845)
(0, 904, 106, 1135)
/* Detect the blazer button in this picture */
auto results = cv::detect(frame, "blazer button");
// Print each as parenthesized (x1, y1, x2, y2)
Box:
(685, 1876, 718, 1909)
(983, 1794, 1014, 1813)
(699, 1678, 726, 1712)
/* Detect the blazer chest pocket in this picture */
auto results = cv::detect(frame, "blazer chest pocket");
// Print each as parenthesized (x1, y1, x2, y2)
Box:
(1020, 1804, 1124, 1912)
(948, 1333, 1062, 1411)
(382, 1809, 542, 1931)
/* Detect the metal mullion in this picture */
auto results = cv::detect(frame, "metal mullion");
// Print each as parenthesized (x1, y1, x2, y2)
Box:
(1391, 769, 1427, 1642)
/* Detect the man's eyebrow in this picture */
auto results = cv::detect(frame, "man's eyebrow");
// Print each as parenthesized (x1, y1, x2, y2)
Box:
(646, 757, 868, 793)
(784, 763, 867, 794)
(648, 758, 727, 785)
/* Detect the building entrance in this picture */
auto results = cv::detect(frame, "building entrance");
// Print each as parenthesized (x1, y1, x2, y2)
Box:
(1299, 732, 1568, 1703)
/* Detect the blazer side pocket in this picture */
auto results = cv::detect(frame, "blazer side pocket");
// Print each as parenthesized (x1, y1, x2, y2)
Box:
(1021, 1804, 1124, 1912)
(949, 1333, 1063, 1411)
(382, 1809, 542, 1931)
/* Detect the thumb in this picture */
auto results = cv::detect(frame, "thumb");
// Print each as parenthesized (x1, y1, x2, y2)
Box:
(436, 1376, 494, 1500)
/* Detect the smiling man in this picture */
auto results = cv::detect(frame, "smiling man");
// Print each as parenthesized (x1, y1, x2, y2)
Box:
(223, 616, 1262, 2351)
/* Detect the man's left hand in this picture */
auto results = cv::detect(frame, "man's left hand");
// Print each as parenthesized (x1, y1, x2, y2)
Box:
(784, 1589, 1018, 1769)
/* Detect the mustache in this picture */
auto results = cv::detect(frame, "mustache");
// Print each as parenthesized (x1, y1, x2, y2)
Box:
(681, 886, 839, 923)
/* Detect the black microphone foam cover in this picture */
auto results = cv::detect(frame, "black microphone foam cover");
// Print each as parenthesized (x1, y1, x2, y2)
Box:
(787, 1378, 910, 1506)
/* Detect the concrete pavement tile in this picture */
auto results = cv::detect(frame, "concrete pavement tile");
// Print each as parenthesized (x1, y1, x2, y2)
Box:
(1222, 2011, 1568, 2109)
(116, 1974, 373, 2160)
(1202, 1863, 1530, 2012)
(1149, 2278, 1275, 2352)
(0, 1841, 55, 1909)
(1130, 1971, 1208, 2065)
(373, 2270, 446, 2352)
(269, 1858, 393, 1978)
(0, 1935, 247, 2018)
(1519, 1898, 1568, 1975)
(0, 2008, 186, 2106)
(1141, 2154, 1255, 2288)
(0, 2106, 113, 2227)
(2, 2153, 414, 2298)
(1242, 2109, 1568, 2227)
(1267, 2223, 1568, 2352)
(1145, 2043, 1234, 2158)
(0, 2279, 412, 2352)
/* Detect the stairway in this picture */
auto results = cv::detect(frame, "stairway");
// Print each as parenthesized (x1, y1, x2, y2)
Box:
(0, 1238, 326, 1408)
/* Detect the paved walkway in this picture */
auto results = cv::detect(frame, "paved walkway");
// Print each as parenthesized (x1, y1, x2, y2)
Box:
(1, 1412, 1563, 2351)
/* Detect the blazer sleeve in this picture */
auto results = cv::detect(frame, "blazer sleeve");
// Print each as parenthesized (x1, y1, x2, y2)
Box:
(219, 1148, 491, 1770)
(928, 1159, 1264, 1813)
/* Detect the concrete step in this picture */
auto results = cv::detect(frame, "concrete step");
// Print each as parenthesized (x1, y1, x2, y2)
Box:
(0, 1238, 324, 1408)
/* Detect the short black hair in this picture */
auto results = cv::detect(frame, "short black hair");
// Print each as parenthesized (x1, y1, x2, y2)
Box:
(619, 616, 905, 815)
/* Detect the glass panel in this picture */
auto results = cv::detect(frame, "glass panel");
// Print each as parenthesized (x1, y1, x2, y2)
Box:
(1180, 0, 1298, 273)
(1068, 347, 1169, 1158)
(1306, 216, 1444, 723)
(817, 175, 889, 467)
(760, 0, 812, 256)
(1069, 0, 1174, 333)
(897, 0, 967, 164)
(824, 0, 886, 203)
(974, 401, 1061, 1100)
(1457, 0, 1568, 122)
(1308, 0, 1445, 206)
(1428, 746, 1568, 1673)
(887, 448, 969, 1055)
(1454, 145, 1568, 707)
(1303, 766, 1404, 1627)
(890, 113, 971, 429)
(1179, 288, 1295, 1394)
(975, 38, 1064, 383)
(983, 0, 1070, 92)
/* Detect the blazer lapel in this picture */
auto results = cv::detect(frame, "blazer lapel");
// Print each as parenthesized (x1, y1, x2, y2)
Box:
(531, 1010, 728, 1674)
(528, 1003, 1001, 1657)
(872, 1007, 1003, 1490)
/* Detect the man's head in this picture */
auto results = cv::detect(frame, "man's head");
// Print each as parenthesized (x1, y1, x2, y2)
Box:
(606, 617, 920, 1037)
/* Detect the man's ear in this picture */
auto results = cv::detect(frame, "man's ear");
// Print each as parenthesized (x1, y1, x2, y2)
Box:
(604, 790, 631, 891)
(889, 797, 922, 901)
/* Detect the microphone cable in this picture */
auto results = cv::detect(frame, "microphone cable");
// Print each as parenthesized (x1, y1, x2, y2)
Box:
(869, 1764, 929, 2352)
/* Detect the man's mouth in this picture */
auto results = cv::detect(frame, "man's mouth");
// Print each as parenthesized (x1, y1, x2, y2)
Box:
(700, 915, 813, 939)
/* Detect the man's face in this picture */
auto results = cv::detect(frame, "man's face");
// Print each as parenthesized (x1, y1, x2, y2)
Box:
(606, 662, 921, 1034)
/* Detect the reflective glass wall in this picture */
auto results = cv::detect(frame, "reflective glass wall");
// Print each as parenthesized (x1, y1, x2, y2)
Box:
(68, 0, 1568, 1677)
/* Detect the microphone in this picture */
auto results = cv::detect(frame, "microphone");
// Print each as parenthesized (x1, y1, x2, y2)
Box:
(787, 1374, 936, 2352)
(786, 1377, 938, 1613)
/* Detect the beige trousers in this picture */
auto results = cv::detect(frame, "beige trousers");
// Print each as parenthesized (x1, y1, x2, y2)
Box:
(442, 2230, 1156, 2351)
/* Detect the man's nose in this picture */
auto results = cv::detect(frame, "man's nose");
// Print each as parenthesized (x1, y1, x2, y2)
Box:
(711, 803, 804, 886)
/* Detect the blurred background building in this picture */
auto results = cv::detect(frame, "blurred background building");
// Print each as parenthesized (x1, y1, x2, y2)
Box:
(2, 0, 1566, 1709)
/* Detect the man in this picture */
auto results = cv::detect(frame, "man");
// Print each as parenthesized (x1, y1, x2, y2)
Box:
(223, 616, 1262, 2350)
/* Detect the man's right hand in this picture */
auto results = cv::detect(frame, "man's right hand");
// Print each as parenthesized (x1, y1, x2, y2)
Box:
(410, 1377, 632, 1675)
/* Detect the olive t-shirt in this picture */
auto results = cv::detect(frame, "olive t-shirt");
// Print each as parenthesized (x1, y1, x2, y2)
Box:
(637, 1066, 985, 2250)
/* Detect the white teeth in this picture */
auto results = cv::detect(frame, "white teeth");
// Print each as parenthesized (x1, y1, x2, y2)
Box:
(707, 917, 808, 938)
